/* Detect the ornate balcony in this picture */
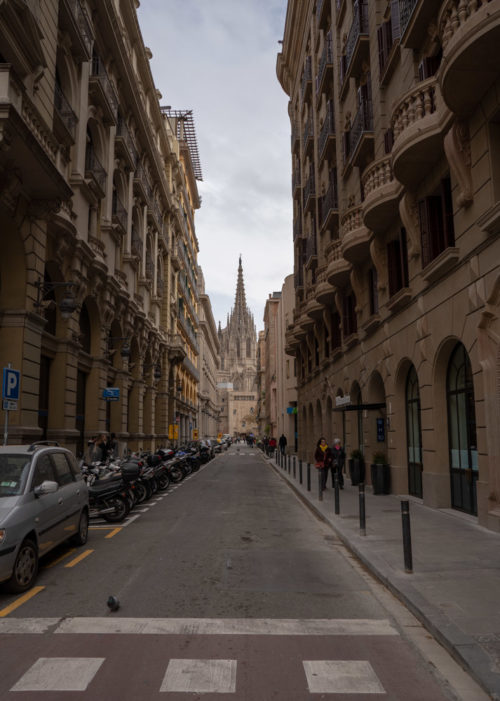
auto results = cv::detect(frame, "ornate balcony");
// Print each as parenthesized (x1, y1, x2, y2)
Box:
(84, 147, 107, 199)
(305, 287, 324, 320)
(361, 156, 401, 232)
(59, 0, 93, 62)
(399, 0, 437, 49)
(89, 54, 118, 126)
(316, 265, 336, 306)
(340, 205, 371, 263)
(133, 162, 153, 204)
(302, 114, 314, 157)
(438, 0, 500, 117)
(326, 239, 351, 287)
(391, 77, 452, 188)
(111, 194, 127, 235)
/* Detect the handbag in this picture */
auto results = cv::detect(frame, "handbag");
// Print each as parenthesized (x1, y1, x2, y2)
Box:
(314, 461, 324, 469)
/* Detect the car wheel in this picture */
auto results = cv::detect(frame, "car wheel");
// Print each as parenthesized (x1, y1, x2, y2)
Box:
(5, 539, 38, 593)
(71, 509, 89, 546)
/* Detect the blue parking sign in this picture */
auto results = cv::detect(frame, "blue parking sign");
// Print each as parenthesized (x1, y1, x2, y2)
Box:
(2, 368, 20, 401)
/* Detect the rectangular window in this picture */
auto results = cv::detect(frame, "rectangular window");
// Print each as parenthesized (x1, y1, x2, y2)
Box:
(331, 311, 341, 350)
(342, 293, 357, 337)
(369, 267, 379, 314)
(418, 179, 455, 267)
(387, 229, 409, 297)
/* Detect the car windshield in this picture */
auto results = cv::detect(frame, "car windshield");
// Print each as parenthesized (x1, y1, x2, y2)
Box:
(0, 454, 31, 496)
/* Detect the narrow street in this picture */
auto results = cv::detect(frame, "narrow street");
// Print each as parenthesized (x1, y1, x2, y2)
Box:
(0, 446, 480, 700)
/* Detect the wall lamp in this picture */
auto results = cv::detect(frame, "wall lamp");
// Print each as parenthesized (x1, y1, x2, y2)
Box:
(144, 363, 162, 380)
(108, 337, 131, 359)
(34, 277, 78, 320)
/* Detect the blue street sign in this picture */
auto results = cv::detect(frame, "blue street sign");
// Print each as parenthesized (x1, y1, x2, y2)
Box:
(376, 417, 385, 442)
(103, 387, 120, 401)
(2, 368, 20, 401)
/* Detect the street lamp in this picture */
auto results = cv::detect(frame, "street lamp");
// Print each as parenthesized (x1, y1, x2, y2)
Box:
(34, 277, 78, 320)
(108, 337, 131, 359)
(144, 363, 162, 380)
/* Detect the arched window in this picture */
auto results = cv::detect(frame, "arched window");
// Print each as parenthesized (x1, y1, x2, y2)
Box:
(447, 343, 478, 515)
(406, 366, 422, 498)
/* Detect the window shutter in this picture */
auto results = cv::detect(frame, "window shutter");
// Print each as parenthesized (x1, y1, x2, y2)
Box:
(400, 228, 409, 288)
(387, 239, 401, 297)
(391, 0, 401, 41)
(377, 25, 386, 75)
(384, 128, 394, 153)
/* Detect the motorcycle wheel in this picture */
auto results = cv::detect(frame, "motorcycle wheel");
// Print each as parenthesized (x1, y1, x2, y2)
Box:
(169, 467, 183, 483)
(157, 472, 170, 490)
(135, 482, 148, 503)
(103, 496, 129, 523)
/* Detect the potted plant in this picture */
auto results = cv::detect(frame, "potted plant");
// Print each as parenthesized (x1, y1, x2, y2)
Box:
(348, 449, 365, 486)
(371, 451, 390, 494)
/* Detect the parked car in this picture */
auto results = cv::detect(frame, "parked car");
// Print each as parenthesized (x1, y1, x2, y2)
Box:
(0, 441, 89, 593)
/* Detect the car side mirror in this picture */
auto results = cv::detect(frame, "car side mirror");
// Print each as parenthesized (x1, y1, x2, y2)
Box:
(34, 480, 59, 497)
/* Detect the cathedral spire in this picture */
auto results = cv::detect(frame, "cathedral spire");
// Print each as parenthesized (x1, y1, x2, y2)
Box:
(234, 255, 247, 325)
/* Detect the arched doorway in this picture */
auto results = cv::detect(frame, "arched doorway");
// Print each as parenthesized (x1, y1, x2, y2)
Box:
(406, 366, 423, 498)
(447, 343, 478, 515)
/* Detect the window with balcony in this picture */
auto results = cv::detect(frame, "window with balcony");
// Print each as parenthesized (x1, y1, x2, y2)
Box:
(315, 338, 320, 367)
(418, 50, 442, 82)
(331, 311, 341, 350)
(387, 229, 409, 298)
(324, 328, 330, 359)
(418, 178, 455, 268)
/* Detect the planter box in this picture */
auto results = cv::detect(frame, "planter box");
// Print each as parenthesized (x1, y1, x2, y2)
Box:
(348, 458, 365, 486)
(370, 462, 390, 494)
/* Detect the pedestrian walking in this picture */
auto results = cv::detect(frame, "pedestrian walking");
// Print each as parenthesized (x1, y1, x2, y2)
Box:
(331, 437, 345, 488)
(278, 433, 287, 455)
(314, 437, 333, 491)
(268, 436, 277, 456)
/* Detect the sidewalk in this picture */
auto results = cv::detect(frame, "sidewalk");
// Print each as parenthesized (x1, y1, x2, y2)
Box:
(267, 451, 500, 700)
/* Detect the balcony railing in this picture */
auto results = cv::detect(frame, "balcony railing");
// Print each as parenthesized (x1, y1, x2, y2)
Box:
(399, 0, 418, 38)
(112, 193, 127, 233)
(305, 232, 317, 264)
(300, 56, 312, 101)
(131, 228, 143, 259)
(319, 100, 335, 158)
(134, 162, 153, 204)
(84, 148, 106, 195)
(145, 254, 154, 280)
(320, 179, 339, 227)
(316, 34, 333, 96)
(391, 79, 436, 140)
(116, 116, 138, 169)
(303, 170, 316, 211)
(54, 82, 77, 141)
(90, 54, 118, 123)
(302, 114, 313, 154)
(344, 1, 369, 77)
(60, 0, 93, 60)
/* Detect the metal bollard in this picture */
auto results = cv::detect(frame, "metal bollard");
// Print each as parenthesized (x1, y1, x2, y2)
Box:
(359, 483, 366, 535)
(401, 500, 413, 573)
(334, 472, 340, 515)
(293, 456, 296, 478)
(299, 459, 303, 485)
(318, 468, 323, 501)
(306, 463, 311, 492)
(288, 455, 291, 473)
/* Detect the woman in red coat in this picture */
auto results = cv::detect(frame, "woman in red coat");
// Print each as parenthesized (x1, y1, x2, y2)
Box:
(314, 437, 333, 491)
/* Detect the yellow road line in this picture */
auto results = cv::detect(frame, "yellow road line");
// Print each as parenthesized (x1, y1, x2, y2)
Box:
(0, 586, 45, 617)
(43, 548, 76, 569)
(64, 549, 94, 568)
(105, 528, 122, 539)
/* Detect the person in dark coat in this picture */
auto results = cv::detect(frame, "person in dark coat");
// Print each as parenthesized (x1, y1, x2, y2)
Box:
(331, 437, 345, 488)
(278, 434, 287, 455)
(314, 437, 333, 491)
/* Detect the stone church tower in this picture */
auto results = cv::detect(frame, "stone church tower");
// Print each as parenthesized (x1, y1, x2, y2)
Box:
(216, 257, 258, 436)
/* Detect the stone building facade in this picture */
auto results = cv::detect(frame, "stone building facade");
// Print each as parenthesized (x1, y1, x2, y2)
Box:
(197, 268, 220, 439)
(277, 0, 500, 530)
(217, 257, 258, 437)
(0, 0, 202, 455)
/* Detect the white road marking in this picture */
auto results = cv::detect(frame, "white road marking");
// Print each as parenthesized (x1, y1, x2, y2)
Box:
(54, 617, 398, 636)
(10, 657, 105, 692)
(0, 619, 59, 634)
(303, 660, 385, 694)
(160, 659, 237, 693)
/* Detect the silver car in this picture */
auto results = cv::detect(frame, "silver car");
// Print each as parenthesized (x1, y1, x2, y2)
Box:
(0, 442, 89, 593)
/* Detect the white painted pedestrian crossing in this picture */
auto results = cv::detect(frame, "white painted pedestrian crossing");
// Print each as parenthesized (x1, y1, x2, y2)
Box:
(160, 659, 237, 693)
(303, 660, 385, 694)
(11, 657, 105, 692)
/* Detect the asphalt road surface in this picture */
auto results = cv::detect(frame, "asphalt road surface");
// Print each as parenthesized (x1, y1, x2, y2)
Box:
(0, 446, 483, 699)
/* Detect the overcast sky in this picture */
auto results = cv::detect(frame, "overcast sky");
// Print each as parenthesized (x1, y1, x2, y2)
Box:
(136, 0, 292, 331)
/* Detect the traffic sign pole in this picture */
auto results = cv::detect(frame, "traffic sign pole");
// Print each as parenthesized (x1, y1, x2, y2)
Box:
(3, 362, 11, 445)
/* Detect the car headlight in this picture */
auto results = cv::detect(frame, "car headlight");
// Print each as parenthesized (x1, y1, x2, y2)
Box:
(0, 529, 6, 544)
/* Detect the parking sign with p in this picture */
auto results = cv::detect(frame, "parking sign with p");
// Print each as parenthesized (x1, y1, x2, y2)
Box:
(3, 368, 20, 401)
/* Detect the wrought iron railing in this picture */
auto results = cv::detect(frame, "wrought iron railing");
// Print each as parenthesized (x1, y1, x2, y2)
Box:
(84, 148, 106, 192)
(300, 56, 312, 100)
(64, 0, 93, 56)
(116, 116, 138, 167)
(91, 53, 118, 119)
(320, 179, 339, 226)
(347, 100, 373, 161)
(319, 100, 335, 157)
(316, 34, 333, 94)
(54, 82, 77, 140)
(399, 0, 418, 37)
(344, 1, 369, 76)
(112, 193, 127, 231)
